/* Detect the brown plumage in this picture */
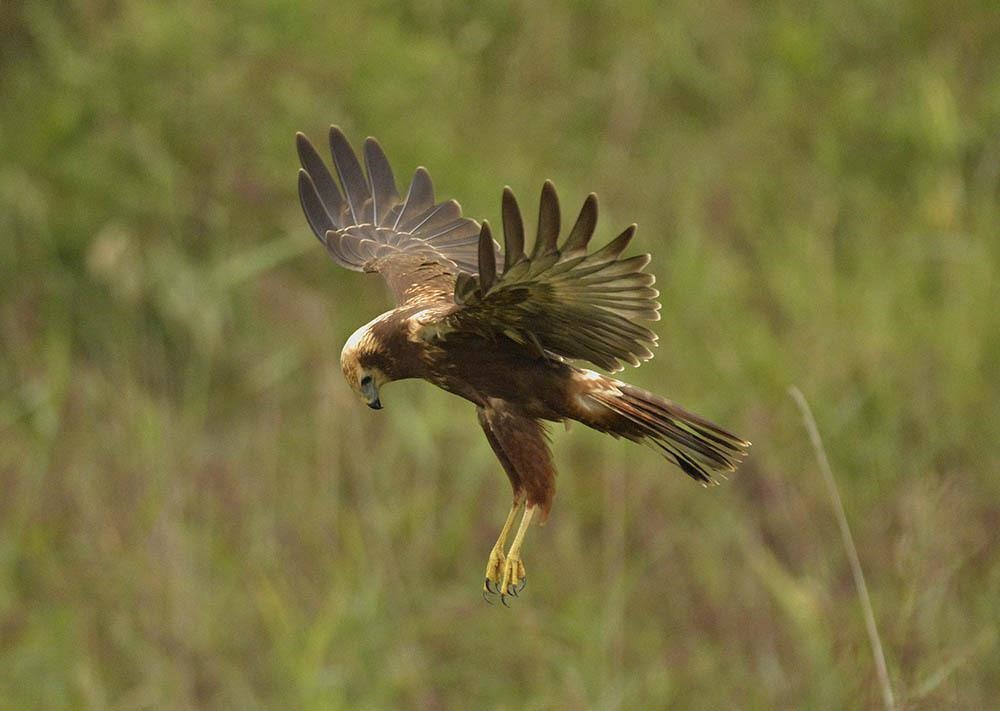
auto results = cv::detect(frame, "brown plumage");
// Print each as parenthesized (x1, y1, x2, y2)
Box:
(297, 126, 750, 602)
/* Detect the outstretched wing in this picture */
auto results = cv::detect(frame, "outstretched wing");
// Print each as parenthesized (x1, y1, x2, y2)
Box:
(296, 126, 492, 305)
(442, 182, 660, 372)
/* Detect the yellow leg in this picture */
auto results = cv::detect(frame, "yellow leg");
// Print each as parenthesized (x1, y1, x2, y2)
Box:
(484, 499, 522, 597)
(498, 504, 535, 603)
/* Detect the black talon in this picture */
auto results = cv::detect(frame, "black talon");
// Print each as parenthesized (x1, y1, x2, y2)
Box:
(483, 589, 494, 605)
(509, 585, 519, 598)
(484, 578, 495, 594)
(501, 594, 510, 607)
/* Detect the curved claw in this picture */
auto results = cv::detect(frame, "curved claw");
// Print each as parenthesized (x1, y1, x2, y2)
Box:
(517, 576, 527, 592)
(484, 578, 495, 594)
(509, 585, 519, 598)
(501, 594, 510, 608)
(482, 588, 494, 605)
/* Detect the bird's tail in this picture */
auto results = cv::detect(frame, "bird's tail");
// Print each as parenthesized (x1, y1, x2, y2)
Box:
(583, 379, 750, 484)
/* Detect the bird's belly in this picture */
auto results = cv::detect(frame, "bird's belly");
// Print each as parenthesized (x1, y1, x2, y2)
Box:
(425, 347, 573, 418)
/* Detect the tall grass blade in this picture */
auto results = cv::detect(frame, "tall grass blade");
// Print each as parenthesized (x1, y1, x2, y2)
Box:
(789, 386, 895, 711)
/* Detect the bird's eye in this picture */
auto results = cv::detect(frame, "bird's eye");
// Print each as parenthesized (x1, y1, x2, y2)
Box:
(360, 374, 372, 387)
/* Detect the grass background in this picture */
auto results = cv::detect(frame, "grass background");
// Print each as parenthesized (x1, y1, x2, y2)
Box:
(2, 1, 999, 708)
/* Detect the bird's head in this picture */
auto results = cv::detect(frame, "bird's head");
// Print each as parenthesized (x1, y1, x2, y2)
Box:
(340, 318, 391, 410)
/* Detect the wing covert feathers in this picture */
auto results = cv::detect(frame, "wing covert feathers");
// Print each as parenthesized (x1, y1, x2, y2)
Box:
(296, 127, 489, 304)
(453, 181, 661, 372)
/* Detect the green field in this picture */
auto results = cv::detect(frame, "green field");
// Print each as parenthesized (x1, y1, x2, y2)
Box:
(2, 1, 998, 708)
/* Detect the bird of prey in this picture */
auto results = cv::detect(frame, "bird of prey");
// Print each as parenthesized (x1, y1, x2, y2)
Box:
(296, 126, 749, 603)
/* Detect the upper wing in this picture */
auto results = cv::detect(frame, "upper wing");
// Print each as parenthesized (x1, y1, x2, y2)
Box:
(441, 182, 660, 372)
(296, 126, 493, 305)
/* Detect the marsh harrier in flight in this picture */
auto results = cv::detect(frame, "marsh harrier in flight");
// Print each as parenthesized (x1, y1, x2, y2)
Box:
(296, 127, 749, 603)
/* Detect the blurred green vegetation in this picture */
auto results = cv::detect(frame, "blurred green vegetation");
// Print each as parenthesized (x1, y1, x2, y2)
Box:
(2, 0, 999, 708)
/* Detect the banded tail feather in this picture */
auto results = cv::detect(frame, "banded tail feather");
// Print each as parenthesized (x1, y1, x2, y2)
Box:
(583, 377, 750, 484)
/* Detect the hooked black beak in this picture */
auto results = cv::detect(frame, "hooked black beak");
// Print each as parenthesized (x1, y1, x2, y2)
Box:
(361, 378, 382, 410)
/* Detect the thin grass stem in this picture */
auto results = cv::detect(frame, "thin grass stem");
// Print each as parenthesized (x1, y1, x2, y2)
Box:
(789, 386, 895, 711)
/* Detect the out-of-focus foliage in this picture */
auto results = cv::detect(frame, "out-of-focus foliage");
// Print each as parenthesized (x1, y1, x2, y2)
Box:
(1, 1, 998, 708)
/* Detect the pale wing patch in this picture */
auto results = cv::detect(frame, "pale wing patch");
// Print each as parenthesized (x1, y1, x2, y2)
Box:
(405, 306, 454, 343)
(573, 369, 623, 416)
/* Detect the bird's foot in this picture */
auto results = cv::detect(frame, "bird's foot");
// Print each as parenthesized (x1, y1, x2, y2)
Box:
(497, 554, 526, 605)
(482, 501, 534, 606)
(482, 545, 506, 600)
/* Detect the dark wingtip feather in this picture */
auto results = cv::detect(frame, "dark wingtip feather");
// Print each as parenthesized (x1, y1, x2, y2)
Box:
(296, 131, 344, 223)
(534, 180, 561, 259)
(362, 136, 399, 225)
(413, 167, 434, 193)
(297, 169, 335, 243)
(294, 131, 310, 161)
(591, 223, 637, 263)
(478, 221, 497, 292)
(563, 192, 599, 254)
(395, 167, 435, 228)
(328, 126, 370, 224)
(501, 187, 526, 271)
